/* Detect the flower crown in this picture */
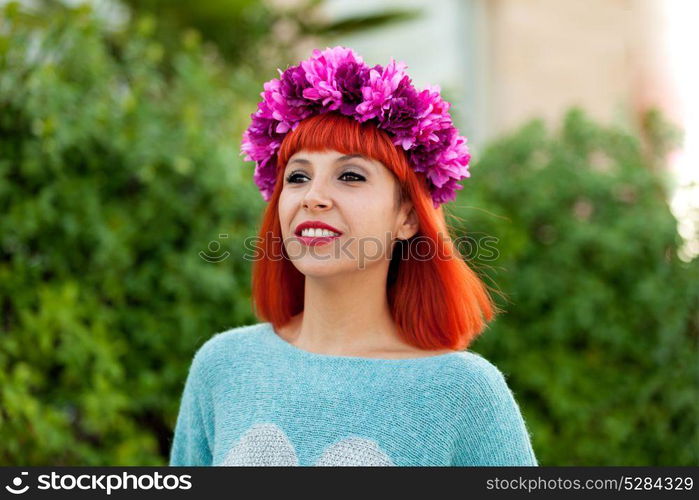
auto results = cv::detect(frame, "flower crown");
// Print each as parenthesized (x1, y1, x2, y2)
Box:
(240, 46, 472, 208)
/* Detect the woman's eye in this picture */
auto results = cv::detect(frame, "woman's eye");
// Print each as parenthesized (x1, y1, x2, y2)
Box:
(286, 173, 308, 183)
(285, 171, 365, 183)
(340, 171, 365, 182)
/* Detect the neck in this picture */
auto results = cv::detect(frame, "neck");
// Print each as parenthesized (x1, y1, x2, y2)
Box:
(288, 266, 406, 355)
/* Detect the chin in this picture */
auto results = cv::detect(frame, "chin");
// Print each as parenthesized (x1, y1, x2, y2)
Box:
(293, 260, 346, 278)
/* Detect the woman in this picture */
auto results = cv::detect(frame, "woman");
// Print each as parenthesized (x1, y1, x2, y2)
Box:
(169, 46, 538, 466)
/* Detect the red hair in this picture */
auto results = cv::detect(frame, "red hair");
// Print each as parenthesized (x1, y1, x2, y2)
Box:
(251, 111, 499, 351)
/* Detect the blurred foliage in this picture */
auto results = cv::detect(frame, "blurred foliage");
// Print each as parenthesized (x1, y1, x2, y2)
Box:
(1, 0, 697, 467)
(118, 0, 419, 75)
(452, 108, 699, 465)
(0, 2, 265, 465)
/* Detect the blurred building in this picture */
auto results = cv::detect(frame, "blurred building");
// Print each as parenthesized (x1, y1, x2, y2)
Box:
(320, 0, 676, 151)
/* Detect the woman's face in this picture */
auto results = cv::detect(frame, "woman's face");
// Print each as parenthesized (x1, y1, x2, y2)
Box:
(278, 149, 418, 278)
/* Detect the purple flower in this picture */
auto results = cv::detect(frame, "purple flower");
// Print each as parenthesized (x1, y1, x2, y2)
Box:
(334, 61, 371, 115)
(430, 179, 465, 207)
(275, 65, 318, 131)
(253, 155, 278, 202)
(241, 105, 284, 163)
(301, 46, 364, 113)
(427, 133, 471, 189)
(379, 75, 431, 149)
(412, 85, 453, 146)
(355, 58, 408, 122)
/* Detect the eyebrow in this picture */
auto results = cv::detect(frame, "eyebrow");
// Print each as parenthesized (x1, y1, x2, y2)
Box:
(288, 154, 371, 168)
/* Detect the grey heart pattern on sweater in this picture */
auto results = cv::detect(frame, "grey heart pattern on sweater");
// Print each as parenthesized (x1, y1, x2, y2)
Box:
(220, 422, 395, 466)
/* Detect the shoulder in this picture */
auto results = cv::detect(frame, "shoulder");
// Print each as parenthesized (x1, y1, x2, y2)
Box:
(442, 350, 511, 389)
(187, 322, 268, 385)
(435, 350, 521, 408)
(194, 322, 266, 359)
(445, 352, 537, 465)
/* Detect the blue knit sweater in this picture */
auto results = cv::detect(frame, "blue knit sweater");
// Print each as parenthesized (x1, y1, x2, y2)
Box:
(169, 322, 538, 466)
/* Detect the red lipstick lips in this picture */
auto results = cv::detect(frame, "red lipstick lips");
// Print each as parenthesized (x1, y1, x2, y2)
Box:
(294, 220, 343, 246)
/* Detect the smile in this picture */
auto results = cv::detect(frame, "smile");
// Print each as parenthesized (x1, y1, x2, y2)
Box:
(296, 232, 342, 246)
(294, 220, 344, 246)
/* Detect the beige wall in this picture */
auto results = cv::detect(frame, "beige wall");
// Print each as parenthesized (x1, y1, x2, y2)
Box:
(485, 0, 678, 138)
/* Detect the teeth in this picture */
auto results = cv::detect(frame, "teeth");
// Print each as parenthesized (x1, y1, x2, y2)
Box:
(301, 228, 340, 237)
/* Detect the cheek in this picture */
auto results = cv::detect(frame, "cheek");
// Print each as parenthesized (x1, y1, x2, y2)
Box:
(277, 198, 293, 235)
(348, 215, 394, 252)
(348, 226, 393, 264)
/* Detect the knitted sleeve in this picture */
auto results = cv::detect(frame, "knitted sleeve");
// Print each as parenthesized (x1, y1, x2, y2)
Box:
(451, 356, 538, 466)
(169, 345, 214, 466)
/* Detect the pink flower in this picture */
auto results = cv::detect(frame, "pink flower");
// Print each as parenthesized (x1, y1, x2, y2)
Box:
(301, 47, 364, 112)
(355, 58, 408, 122)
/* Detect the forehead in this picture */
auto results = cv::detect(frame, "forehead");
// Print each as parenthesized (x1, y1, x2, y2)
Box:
(287, 150, 380, 170)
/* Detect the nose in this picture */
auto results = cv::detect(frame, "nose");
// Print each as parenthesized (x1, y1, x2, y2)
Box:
(302, 178, 333, 211)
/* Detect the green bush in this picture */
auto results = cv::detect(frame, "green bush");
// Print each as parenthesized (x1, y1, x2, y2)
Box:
(0, 4, 263, 465)
(455, 109, 699, 465)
